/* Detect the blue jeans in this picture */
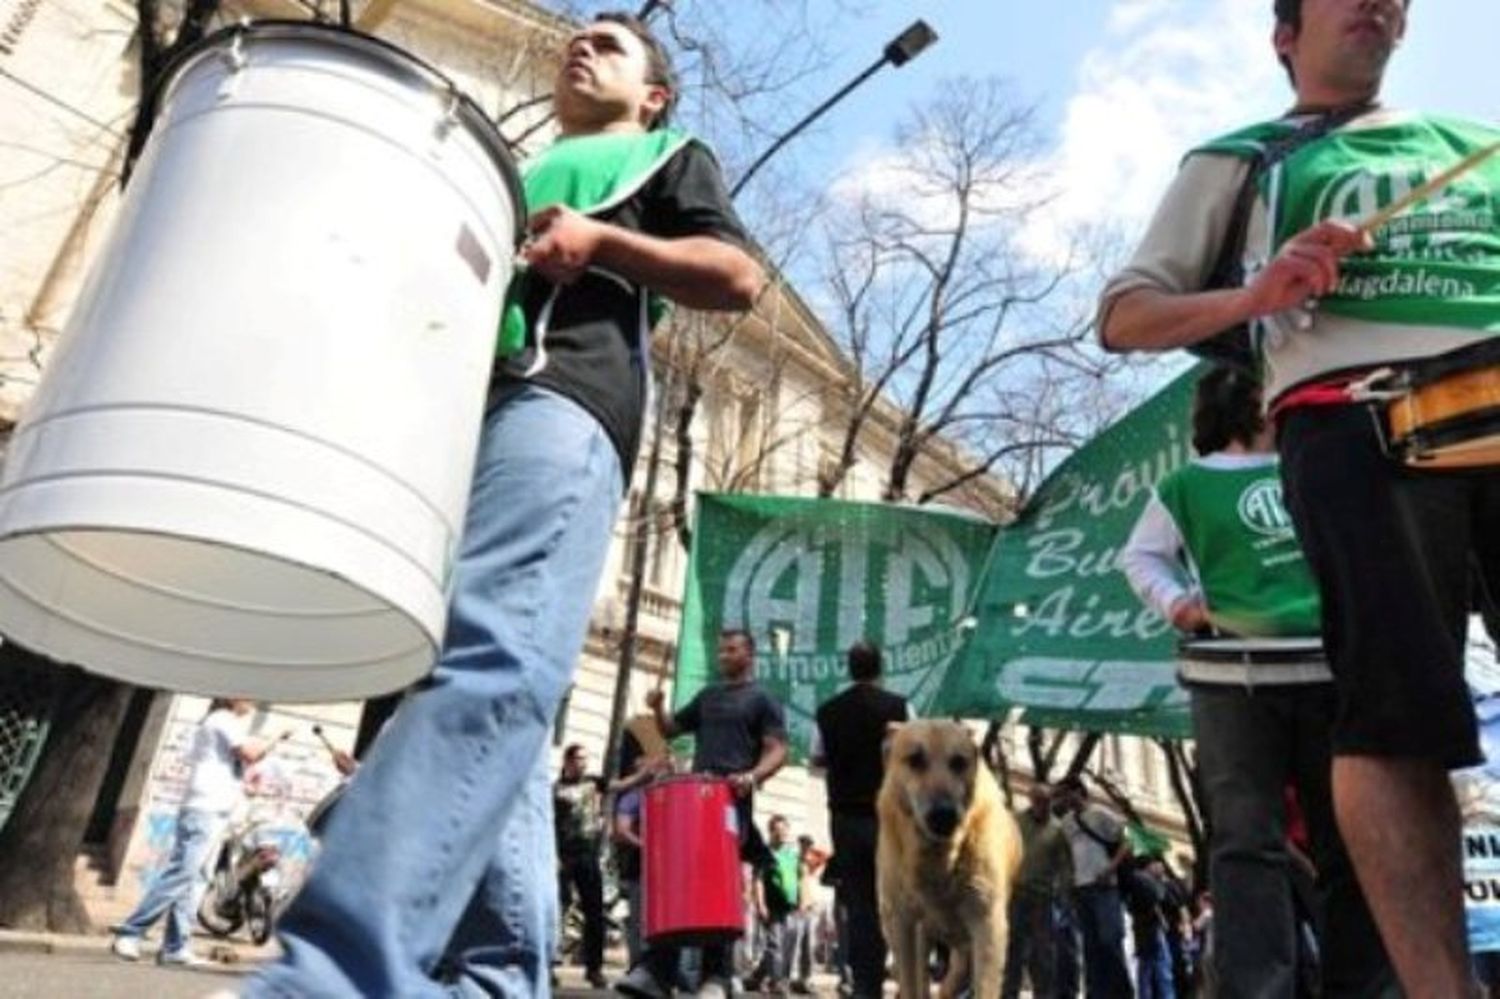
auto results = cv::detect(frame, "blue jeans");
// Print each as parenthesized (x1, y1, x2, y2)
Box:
(247, 386, 623, 998)
(1134, 929, 1173, 999)
(1055, 900, 1081, 997)
(1072, 886, 1131, 998)
(117, 807, 224, 954)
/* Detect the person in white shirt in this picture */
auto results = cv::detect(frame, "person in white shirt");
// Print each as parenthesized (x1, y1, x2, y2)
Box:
(1054, 775, 1132, 998)
(111, 699, 276, 966)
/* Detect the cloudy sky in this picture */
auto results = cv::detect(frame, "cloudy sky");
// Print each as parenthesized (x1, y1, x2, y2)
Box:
(798, 0, 1490, 245)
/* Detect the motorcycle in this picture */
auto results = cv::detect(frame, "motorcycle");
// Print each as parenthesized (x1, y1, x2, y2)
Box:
(197, 817, 283, 945)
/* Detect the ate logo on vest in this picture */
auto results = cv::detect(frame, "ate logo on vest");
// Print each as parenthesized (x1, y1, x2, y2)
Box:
(1312, 162, 1492, 257)
(1237, 479, 1293, 538)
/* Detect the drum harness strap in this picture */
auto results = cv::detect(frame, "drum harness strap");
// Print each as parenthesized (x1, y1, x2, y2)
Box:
(1196, 102, 1376, 371)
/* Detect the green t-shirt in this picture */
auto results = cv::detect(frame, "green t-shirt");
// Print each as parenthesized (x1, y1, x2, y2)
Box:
(1155, 460, 1319, 637)
(771, 845, 800, 909)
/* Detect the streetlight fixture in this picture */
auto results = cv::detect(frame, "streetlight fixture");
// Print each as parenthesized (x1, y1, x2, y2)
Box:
(885, 20, 939, 66)
(729, 19, 938, 198)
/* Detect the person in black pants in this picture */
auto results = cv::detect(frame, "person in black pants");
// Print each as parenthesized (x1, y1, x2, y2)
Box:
(554, 743, 610, 989)
(618, 628, 788, 999)
(811, 641, 910, 999)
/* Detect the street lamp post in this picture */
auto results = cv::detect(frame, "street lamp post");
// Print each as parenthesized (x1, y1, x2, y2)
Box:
(730, 19, 938, 199)
(602, 20, 939, 776)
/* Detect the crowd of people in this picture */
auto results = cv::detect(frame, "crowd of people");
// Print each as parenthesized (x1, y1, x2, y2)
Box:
(552, 637, 1237, 999)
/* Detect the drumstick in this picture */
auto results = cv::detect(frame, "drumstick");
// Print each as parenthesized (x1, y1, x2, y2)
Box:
(1357, 140, 1500, 235)
(311, 724, 337, 754)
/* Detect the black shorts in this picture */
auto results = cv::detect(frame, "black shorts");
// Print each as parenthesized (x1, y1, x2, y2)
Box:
(1277, 404, 1495, 768)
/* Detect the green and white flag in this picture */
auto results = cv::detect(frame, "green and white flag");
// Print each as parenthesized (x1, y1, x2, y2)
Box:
(674, 494, 997, 757)
(936, 368, 1202, 738)
(673, 369, 1206, 747)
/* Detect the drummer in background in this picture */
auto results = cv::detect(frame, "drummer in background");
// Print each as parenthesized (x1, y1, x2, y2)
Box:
(623, 627, 788, 999)
(1120, 367, 1394, 996)
(246, 12, 763, 999)
(1100, 1, 1500, 989)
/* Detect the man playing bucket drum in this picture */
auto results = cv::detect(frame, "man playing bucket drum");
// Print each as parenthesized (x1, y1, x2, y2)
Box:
(1121, 367, 1394, 995)
(247, 13, 762, 998)
(1099, 0, 1500, 990)
(622, 627, 788, 999)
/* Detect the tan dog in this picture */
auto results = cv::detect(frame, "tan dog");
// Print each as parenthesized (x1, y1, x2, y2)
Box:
(877, 720, 1022, 999)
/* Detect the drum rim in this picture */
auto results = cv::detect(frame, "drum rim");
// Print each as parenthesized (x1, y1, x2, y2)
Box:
(1177, 636, 1327, 664)
(644, 773, 733, 787)
(1177, 637, 1324, 650)
(1393, 404, 1500, 460)
(139, 19, 527, 249)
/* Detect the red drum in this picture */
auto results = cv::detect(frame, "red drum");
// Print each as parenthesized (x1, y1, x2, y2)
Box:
(643, 775, 743, 944)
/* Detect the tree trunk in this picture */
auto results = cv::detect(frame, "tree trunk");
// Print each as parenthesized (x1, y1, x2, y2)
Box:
(1025, 725, 1072, 784)
(670, 377, 702, 552)
(1087, 767, 1144, 827)
(0, 649, 135, 932)
(1026, 725, 1047, 781)
(1158, 738, 1207, 887)
(980, 720, 1012, 808)
(1062, 730, 1102, 781)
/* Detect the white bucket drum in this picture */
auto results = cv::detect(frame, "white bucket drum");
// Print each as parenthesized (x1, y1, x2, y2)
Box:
(1177, 637, 1330, 685)
(0, 22, 524, 700)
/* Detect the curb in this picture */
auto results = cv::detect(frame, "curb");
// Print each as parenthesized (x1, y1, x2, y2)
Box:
(0, 931, 111, 957)
(0, 930, 270, 964)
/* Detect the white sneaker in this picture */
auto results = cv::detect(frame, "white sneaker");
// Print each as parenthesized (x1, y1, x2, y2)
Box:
(157, 947, 211, 968)
(697, 977, 731, 999)
(110, 935, 141, 961)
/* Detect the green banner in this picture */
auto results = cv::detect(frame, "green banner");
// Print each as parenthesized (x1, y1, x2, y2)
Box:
(937, 367, 1201, 738)
(674, 494, 998, 757)
(673, 369, 1204, 748)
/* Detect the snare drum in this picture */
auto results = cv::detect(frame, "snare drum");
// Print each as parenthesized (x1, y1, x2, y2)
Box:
(642, 775, 743, 945)
(1177, 637, 1331, 685)
(1367, 339, 1500, 470)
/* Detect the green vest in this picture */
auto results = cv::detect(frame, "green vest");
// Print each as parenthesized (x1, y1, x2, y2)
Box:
(1193, 111, 1500, 334)
(1155, 460, 1320, 637)
(770, 845, 800, 908)
(498, 128, 694, 357)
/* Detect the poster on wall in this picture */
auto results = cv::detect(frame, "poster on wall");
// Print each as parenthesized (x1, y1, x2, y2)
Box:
(1458, 635, 1500, 954)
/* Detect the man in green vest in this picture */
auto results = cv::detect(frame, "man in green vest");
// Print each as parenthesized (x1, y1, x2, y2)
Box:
(1122, 367, 1393, 996)
(1100, 0, 1496, 991)
(247, 12, 763, 998)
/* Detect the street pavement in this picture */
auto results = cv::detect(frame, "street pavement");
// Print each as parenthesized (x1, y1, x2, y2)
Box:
(0, 950, 613, 998)
(0, 950, 245, 998)
(0, 931, 864, 997)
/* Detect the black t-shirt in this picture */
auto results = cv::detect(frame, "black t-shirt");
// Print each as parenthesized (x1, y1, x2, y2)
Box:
(815, 683, 909, 813)
(676, 681, 787, 775)
(494, 141, 749, 479)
